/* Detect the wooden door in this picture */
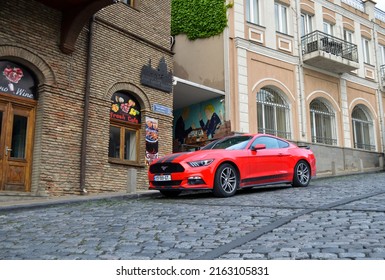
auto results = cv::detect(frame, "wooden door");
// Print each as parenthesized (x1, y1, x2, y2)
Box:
(0, 100, 35, 191)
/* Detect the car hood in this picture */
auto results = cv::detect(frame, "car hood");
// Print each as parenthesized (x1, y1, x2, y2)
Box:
(152, 149, 234, 164)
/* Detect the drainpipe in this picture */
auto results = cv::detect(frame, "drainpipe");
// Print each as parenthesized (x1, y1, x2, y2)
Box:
(295, 0, 306, 139)
(80, 15, 96, 194)
(372, 20, 385, 154)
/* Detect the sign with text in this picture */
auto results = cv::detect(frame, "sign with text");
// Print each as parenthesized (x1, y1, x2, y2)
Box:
(110, 92, 141, 124)
(0, 60, 37, 99)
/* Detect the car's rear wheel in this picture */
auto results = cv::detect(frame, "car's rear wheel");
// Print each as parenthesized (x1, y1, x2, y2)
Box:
(213, 163, 239, 197)
(159, 190, 182, 197)
(292, 160, 310, 187)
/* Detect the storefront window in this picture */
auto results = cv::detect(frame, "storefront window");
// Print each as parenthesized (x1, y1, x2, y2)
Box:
(109, 92, 141, 164)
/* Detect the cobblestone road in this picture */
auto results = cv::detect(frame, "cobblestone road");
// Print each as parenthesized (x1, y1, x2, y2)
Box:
(1, 172, 385, 260)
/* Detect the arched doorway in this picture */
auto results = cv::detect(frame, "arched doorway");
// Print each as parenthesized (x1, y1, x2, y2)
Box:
(0, 60, 37, 192)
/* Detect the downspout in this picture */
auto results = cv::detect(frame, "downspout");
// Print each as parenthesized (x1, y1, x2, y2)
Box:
(295, 0, 306, 139)
(80, 15, 96, 194)
(372, 20, 385, 154)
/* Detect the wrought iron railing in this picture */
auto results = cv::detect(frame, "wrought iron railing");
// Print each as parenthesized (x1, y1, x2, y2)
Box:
(258, 128, 292, 140)
(375, 8, 385, 23)
(380, 65, 385, 83)
(354, 142, 376, 151)
(341, 0, 364, 12)
(312, 136, 337, 146)
(302, 31, 358, 63)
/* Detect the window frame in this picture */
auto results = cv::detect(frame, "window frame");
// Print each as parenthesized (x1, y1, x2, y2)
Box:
(109, 120, 141, 166)
(379, 45, 385, 66)
(323, 21, 333, 36)
(362, 38, 371, 64)
(246, 0, 260, 25)
(309, 99, 337, 146)
(275, 2, 288, 34)
(300, 13, 313, 37)
(352, 106, 375, 151)
(257, 87, 291, 140)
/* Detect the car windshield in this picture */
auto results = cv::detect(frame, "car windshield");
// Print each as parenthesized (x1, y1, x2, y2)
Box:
(201, 136, 253, 150)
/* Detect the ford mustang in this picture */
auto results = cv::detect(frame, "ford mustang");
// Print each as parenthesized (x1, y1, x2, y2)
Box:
(148, 134, 316, 197)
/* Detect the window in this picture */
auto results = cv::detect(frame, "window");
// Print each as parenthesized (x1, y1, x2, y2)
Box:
(246, 0, 259, 24)
(310, 99, 337, 145)
(362, 38, 370, 64)
(275, 3, 288, 34)
(323, 22, 333, 35)
(300, 13, 313, 37)
(379, 45, 385, 66)
(344, 29, 354, 43)
(257, 87, 291, 139)
(109, 92, 141, 164)
(352, 105, 375, 151)
(252, 136, 289, 149)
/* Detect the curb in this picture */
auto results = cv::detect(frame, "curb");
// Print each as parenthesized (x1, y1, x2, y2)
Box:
(0, 191, 160, 212)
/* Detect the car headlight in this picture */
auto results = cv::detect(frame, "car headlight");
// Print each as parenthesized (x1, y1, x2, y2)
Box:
(187, 159, 214, 167)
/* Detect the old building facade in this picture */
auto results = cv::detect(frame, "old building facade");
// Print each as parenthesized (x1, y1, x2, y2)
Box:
(172, 0, 385, 175)
(0, 0, 173, 197)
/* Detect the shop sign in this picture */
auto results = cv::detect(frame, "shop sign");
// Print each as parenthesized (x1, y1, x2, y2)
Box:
(140, 57, 173, 93)
(145, 117, 159, 165)
(152, 103, 172, 116)
(0, 61, 36, 99)
(110, 92, 141, 124)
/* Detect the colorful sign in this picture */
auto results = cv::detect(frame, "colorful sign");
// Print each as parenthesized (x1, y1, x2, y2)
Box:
(110, 92, 141, 124)
(0, 61, 36, 99)
(145, 117, 159, 165)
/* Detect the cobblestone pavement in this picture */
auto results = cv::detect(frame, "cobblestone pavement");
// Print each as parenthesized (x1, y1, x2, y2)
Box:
(1, 172, 385, 260)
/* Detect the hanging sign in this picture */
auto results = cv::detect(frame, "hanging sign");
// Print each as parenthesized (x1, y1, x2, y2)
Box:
(140, 57, 173, 93)
(145, 117, 159, 165)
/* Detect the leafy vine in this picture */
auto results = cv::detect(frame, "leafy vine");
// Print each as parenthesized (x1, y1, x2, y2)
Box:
(171, 0, 233, 40)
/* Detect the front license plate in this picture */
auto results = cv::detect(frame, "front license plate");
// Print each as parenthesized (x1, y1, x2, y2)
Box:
(154, 174, 171, 181)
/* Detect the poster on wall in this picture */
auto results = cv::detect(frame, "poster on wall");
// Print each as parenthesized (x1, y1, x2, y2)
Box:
(145, 117, 159, 165)
(174, 97, 224, 149)
(0, 60, 36, 99)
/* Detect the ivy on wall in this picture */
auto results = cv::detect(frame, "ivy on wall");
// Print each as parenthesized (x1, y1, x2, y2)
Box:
(171, 0, 233, 40)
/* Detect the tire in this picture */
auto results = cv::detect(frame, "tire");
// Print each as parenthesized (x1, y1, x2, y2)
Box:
(292, 160, 311, 187)
(213, 163, 239, 197)
(159, 190, 182, 197)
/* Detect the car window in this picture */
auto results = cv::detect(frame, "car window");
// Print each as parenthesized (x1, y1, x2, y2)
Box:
(251, 136, 286, 149)
(277, 139, 289, 148)
(202, 136, 253, 150)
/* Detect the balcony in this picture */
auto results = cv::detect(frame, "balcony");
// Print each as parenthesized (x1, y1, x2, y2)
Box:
(301, 31, 359, 74)
(381, 65, 385, 87)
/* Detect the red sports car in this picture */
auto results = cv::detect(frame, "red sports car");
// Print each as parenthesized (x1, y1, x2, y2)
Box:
(148, 134, 316, 197)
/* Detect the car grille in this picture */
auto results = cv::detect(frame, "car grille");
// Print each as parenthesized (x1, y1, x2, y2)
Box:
(151, 180, 183, 187)
(149, 163, 185, 174)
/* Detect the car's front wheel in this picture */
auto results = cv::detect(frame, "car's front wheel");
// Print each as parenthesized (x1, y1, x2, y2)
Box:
(292, 160, 311, 187)
(213, 163, 239, 197)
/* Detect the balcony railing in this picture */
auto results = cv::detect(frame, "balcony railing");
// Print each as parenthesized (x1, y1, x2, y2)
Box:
(341, 0, 364, 12)
(302, 31, 358, 63)
(381, 65, 385, 83)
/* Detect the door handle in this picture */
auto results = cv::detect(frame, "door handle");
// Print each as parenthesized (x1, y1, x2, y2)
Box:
(5, 146, 12, 156)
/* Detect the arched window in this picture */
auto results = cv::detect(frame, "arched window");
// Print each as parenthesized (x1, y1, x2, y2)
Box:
(310, 99, 336, 145)
(109, 92, 141, 163)
(257, 87, 291, 139)
(352, 105, 375, 151)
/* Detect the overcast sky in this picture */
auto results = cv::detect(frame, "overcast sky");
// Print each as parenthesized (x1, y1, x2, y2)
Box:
(376, 0, 385, 11)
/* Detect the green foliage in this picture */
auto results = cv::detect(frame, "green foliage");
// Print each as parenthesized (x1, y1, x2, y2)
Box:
(171, 0, 232, 40)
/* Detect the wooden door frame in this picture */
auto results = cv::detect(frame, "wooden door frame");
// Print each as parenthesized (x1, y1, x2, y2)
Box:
(0, 93, 36, 192)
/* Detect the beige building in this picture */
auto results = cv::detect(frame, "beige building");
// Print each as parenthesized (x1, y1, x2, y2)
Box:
(173, 0, 385, 175)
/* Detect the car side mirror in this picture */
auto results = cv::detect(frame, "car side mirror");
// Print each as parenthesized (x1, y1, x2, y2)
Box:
(251, 144, 266, 151)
